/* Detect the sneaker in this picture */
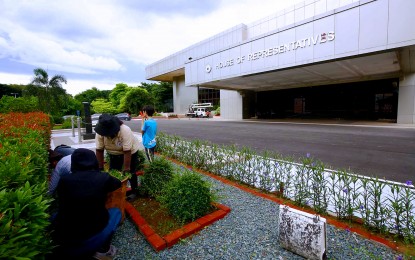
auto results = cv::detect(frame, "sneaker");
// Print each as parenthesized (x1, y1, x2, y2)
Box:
(93, 244, 117, 260)
(126, 193, 137, 201)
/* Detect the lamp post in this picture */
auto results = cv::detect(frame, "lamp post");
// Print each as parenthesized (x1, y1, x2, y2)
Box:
(10, 93, 18, 98)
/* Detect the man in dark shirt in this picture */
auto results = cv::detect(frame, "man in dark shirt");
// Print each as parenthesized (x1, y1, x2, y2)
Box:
(52, 148, 121, 259)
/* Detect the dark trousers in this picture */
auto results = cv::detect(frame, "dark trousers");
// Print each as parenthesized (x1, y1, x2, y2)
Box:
(109, 151, 139, 192)
(144, 146, 155, 163)
(49, 208, 121, 259)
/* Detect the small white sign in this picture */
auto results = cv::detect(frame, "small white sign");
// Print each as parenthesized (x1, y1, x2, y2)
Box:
(279, 205, 327, 260)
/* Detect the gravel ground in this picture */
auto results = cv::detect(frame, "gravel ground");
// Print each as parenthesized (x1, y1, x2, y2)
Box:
(112, 172, 401, 260)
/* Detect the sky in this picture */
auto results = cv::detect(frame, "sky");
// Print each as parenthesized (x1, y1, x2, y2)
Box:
(0, 0, 303, 96)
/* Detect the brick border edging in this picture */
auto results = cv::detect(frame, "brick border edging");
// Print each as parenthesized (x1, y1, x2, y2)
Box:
(125, 201, 231, 251)
(162, 157, 405, 253)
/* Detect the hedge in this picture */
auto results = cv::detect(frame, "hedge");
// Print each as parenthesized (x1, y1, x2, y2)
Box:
(0, 112, 52, 259)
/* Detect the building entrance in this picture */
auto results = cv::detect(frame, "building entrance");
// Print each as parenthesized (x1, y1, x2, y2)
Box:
(255, 79, 398, 121)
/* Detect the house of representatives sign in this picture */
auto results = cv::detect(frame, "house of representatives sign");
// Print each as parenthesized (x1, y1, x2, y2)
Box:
(208, 31, 335, 72)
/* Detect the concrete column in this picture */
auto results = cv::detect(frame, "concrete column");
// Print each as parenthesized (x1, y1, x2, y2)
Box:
(397, 73, 415, 124)
(173, 76, 198, 115)
(220, 90, 243, 120)
(172, 79, 179, 113)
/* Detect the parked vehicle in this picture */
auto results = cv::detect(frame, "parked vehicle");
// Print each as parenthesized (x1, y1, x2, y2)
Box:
(91, 113, 102, 126)
(115, 113, 131, 121)
(186, 103, 213, 118)
(62, 115, 74, 120)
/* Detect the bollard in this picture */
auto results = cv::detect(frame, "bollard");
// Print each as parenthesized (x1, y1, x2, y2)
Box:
(71, 116, 75, 137)
(77, 117, 82, 143)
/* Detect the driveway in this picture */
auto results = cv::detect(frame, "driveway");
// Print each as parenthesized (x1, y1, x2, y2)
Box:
(125, 118, 415, 183)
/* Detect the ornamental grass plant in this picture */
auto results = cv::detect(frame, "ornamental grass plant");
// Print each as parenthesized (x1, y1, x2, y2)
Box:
(141, 157, 174, 197)
(158, 169, 216, 223)
(136, 149, 147, 171)
(156, 132, 415, 248)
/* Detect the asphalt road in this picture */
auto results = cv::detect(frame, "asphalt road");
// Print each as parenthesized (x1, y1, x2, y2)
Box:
(125, 119, 415, 183)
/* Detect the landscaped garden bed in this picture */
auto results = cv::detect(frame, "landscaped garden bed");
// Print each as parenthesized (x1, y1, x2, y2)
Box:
(125, 199, 230, 251)
(155, 132, 415, 257)
(122, 156, 231, 251)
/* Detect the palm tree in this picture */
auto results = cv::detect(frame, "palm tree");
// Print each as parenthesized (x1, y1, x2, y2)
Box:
(27, 68, 68, 115)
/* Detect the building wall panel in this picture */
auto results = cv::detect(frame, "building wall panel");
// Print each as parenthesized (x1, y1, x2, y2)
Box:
(313, 16, 335, 61)
(334, 7, 359, 56)
(359, 0, 388, 52)
(388, 0, 415, 46)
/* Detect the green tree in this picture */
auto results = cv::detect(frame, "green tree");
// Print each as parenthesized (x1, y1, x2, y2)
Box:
(120, 87, 152, 115)
(0, 96, 39, 113)
(142, 82, 173, 112)
(74, 87, 111, 103)
(0, 84, 25, 98)
(91, 98, 118, 114)
(109, 83, 130, 109)
(25, 68, 69, 115)
(61, 96, 82, 116)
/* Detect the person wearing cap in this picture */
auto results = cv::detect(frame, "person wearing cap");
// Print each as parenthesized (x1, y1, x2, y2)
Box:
(94, 113, 140, 197)
(51, 148, 121, 259)
(48, 145, 76, 196)
(54, 144, 76, 157)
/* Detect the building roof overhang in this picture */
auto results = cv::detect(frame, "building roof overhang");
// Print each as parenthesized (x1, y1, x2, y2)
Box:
(196, 50, 402, 92)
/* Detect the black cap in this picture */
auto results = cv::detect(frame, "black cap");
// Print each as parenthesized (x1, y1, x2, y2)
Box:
(71, 148, 99, 171)
(94, 114, 120, 137)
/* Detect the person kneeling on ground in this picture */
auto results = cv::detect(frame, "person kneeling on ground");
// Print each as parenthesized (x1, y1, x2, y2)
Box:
(51, 148, 121, 259)
(48, 145, 76, 196)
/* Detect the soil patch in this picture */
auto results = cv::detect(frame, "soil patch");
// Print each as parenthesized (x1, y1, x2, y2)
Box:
(130, 196, 216, 236)
(130, 196, 181, 236)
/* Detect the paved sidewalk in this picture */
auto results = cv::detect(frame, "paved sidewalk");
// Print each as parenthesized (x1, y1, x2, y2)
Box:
(50, 129, 143, 151)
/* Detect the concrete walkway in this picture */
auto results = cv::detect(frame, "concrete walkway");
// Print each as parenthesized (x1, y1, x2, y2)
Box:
(50, 129, 143, 151)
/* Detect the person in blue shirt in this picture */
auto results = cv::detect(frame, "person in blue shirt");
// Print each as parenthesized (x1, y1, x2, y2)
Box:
(49, 154, 71, 196)
(141, 105, 157, 162)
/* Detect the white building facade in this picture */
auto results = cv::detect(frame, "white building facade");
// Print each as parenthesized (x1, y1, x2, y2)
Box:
(146, 0, 415, 124)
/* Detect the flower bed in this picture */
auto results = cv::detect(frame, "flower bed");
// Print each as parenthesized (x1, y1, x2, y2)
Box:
(156, 132, 415, 247)
(125, 201, 230, 251)
(123, 156, 231, 251)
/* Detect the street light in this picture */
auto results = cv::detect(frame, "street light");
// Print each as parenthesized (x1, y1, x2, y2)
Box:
(10, 93, 18, 98)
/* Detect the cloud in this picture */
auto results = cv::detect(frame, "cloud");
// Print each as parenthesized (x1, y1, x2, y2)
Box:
(0, 72, 32, 85)
(0, 0, 304, 95)
(1, 23, 122, 74)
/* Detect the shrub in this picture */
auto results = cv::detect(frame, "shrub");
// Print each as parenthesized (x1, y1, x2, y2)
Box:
(60, 118, 73, 129)
(0, 182, 52, 259)
(0, 112, 52, 258)
(141, 157, 173, 197)
(0, 96, 39, 113)
(136, 149, 146, 171)
(0, 136, 48, 190)
(168, 114, 178, 118)
(159, 170, 215, 223)
(109, 169, 131, 181)
(214, 106, 220, 116)
(53, 116, 64, 124)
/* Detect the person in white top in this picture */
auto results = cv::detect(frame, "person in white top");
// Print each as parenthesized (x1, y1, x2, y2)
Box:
(95, 114, 140, 197)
